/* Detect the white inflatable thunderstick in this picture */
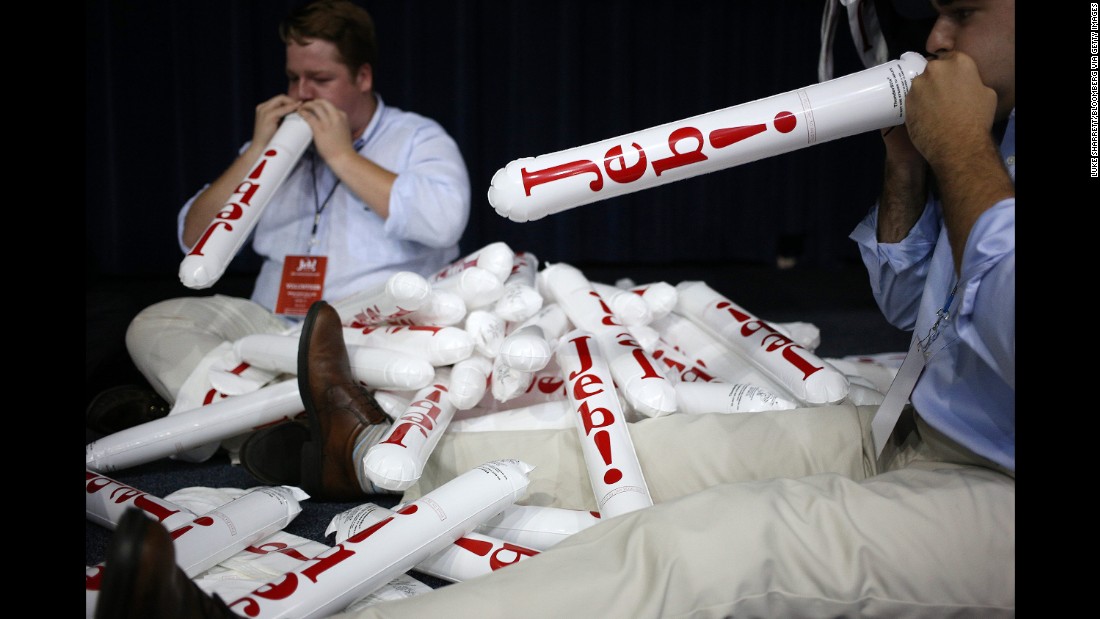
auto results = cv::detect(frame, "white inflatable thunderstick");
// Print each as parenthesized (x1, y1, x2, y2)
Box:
(327, 503, 540, 583)
(557, 328, 653, 518)
(489, 53, 927, 222)
(223, 459, 532, 618)
(180, 112, 313, 288)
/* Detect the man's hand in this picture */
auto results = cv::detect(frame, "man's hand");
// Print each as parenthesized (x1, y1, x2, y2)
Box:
(904, 51, 1013, 274)
(905, 51, 999, 169)
(253, 95, 301, 150)
(299, 99, 357, 167)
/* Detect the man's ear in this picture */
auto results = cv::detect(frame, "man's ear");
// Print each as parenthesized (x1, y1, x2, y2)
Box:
(356, 63, 373, 93)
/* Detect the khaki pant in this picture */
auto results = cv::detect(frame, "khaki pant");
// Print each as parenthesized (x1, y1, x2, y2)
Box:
(125, 295, 290, 404)
(336, 405, 1014, 618)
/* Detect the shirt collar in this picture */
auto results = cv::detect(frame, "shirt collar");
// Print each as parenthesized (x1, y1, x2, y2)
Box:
(354, 93, 386, 151)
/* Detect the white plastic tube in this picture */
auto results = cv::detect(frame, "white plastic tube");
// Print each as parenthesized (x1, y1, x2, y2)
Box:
(232, 333, 435, 391)
(652, 312, 794, 398)
(492, 251, 544, 323)
(345, 324, 475, 367)
(180, 113, 313, 288)
(464, 309, 506, 358)
(647, 337, 723, 384)
(222, 459, 532, 619)
(673, 381, 797, 415)
(541, 263, 675, 417)
(624, 281, 678, 322)
(85, 470, 196, 531)
(475, 504, 602, 550)
(430, 241, 516, 284)
(362, 368, 457, 492)
(471, 366, 567, 411)
(431, 265, 505, 310)
(330, 271, 432, 328)
(85, 379, 304, 473)
(591, 281, 652, 327)
(448, 353, 494, 410)
(389, 289, 467, 327)
(490, 354, 534, 403)
(488, 53, 927, 222)
(327, 503, 540, 583)
(170, 486, 307, 577)
(557, 329, 653, 519)
(674, 281, 849, 405)
(498, 324, 554, 372)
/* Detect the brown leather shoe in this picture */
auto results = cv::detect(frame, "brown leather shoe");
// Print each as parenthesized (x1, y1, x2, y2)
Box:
(95, 507, 235, 618)
(297, 300, 389, 501)
(238, 418, 310, 486)
(86, 385, 170, 436)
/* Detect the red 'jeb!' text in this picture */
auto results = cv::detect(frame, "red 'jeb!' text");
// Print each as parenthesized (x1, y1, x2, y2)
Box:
(565, 334, 624, 485)
(188, 146, 287, 257)
(521, 111, 797, 198)
(713, 301, 823, 381)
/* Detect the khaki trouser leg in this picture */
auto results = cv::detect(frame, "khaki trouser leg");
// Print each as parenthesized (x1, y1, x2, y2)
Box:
(338, 403, 1013, 618)
(401, 403, 877, 511)
(125, 295, 290, 404)
(340, 460, 1014, 619)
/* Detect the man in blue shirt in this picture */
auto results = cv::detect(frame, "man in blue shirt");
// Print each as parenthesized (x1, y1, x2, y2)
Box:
(88, 0, 470, 451)
(851, 0, 1015, 472)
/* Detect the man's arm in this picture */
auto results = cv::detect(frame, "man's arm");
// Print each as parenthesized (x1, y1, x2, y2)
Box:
(298, 98, 397, 219)
(182, 95, 301, 248)
(876, 125, 931, 243)
(904, 51, 1015, 274)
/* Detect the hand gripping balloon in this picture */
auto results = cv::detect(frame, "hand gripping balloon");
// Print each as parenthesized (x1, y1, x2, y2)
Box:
(179, 112, 313, 288)
(488, 53, 927, 222)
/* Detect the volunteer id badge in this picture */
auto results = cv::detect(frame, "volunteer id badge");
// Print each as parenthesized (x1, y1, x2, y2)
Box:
(275, 254, 327, 316)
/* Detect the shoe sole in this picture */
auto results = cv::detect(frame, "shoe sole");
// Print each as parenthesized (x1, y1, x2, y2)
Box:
(86, 385, 169, 435)
(239, 422, 310, 486)
(94, 508, 149, 618)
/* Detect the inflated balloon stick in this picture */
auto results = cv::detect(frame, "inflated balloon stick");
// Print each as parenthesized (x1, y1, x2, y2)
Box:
(489, 53, 927, 222)
(180, 112, 313, 288)
(223, 459, 532, 619)
(363, 368, 457, 492)
(475, 504, 601, 550)
(557, 328, 653, 519)
(541, 263, 676, 417)
(492, 252, 544, 323)
(332, 271, 432, 328)
(327, 503, 540, 583)
(85, 470, 196, 531)
(675, 281, 849, 405)
(233, 333, 436, 391)
(85, 379, 305, 472)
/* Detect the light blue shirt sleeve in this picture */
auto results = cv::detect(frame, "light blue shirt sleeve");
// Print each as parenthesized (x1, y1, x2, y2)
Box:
(849, 199, 941, 330)
(955, 199, 1015, 390)
(382, 119, 471, 248)
(852, 110, 1016, 472)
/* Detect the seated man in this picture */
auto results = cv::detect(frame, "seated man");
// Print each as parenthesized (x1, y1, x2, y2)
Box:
(87, 0, 471, 444)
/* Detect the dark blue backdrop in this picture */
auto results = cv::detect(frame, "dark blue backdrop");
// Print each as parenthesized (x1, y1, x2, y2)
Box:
(86, 0, 892, 280)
